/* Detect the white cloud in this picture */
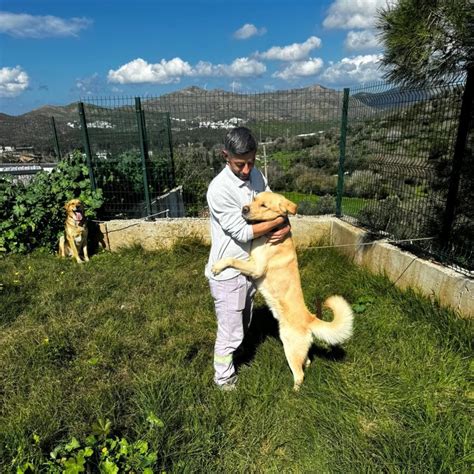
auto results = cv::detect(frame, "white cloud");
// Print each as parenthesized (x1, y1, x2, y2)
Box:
(323, 0, 396, 30)
(108, 57, 266, 84)
(345, 29, 381, 51)
(189, 57, 266, 78)
(273, 58, 324, 81)
(233, 23, 266, 40)
(0, 66, 29, 97)
(319, 54, 384, 85)
(0, 11, 92, 38)
(256, 36, 322, 61)
(108, 58, 193, 84)
(223, 57, 266, 77)
(192, 61, 217, 77)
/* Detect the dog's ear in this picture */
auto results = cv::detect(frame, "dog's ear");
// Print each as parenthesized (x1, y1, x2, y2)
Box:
(279, 198, 298, 216)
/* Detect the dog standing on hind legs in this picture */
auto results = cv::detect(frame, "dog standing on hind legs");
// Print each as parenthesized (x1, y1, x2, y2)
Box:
(58, 199, 89, 264)
(212, 191, 354, 390)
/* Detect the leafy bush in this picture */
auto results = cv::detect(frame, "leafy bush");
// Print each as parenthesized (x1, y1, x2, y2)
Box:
(15, 418, 161, 473)
(357, 195, 403, 234)
(297, 200, 319, 215)
(298, 195, 336, 215)
(315, 194, 337, 214)
(307, 147, 338, 172)
(0, 151, 103, 253)
(269, 150, 304, 170)
(174, 146, 220, 216)
(93, 150, 174, 217)
(267, 161, 295, 191)
(294, 168, 337, 195)
(344, 170, 390, 199)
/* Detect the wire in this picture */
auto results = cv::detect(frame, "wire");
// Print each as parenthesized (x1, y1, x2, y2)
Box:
(304, 236, 435, 250)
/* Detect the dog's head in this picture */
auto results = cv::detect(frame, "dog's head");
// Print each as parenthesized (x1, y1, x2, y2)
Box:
(64, 199, 85, 222)
(242, 192, 297, 222)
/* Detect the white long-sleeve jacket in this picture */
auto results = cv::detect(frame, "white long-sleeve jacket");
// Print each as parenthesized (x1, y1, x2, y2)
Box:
(205, 164, 269, 280)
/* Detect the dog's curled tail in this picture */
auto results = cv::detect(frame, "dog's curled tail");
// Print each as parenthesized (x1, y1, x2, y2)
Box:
(310, 295, 353, 345)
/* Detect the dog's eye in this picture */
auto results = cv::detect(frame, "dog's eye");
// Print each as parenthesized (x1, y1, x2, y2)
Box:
(261, 203, 267, 208)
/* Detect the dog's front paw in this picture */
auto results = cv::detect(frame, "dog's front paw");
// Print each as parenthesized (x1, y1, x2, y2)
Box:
(211, 263, 224, 275)
(211, 259, 229, 275)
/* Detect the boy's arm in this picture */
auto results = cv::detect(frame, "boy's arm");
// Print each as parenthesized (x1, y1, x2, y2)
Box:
(251, 217, 287, 238)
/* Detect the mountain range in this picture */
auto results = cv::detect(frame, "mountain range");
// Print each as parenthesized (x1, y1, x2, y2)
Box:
(0, 83, 411, 155)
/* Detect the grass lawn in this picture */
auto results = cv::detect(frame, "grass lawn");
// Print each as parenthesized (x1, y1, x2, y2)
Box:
(0, 240, 472, 473)
(282, 191, 369, 215)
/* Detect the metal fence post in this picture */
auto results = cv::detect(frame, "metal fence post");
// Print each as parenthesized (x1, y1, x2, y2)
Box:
(77, 102, 97, 192)
(166, 112, 176, 189)
(135, 97, 153, 219)
(440, 66, 474, 244)
(50, 116, 61, 160)
(336, 88, 350, 217)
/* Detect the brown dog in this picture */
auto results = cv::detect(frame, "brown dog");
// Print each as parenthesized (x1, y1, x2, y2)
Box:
(59, 199, 89, 264)
(211, 191, 353, 390)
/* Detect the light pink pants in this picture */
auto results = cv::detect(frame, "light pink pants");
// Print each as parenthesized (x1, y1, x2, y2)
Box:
(209, 274, 256, 386)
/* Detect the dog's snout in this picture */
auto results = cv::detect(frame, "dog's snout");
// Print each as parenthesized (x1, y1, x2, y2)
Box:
(242, 205, 250, 215)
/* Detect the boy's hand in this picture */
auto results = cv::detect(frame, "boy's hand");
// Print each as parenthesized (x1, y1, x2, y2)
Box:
(266, 217, 291, 244)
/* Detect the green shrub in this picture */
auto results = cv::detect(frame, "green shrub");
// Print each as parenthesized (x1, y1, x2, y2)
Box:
(298, 195, 336, 215)
(315, 194, 337, 214)
(357, 195, 403, 234)
(173, 146, 220, 216)
(297, 200, 319, 215)
(344, 170, 390, 199)
(0, 151, 103, 254)
(294, 168, 337, 195)
(15, 418, 160, 473)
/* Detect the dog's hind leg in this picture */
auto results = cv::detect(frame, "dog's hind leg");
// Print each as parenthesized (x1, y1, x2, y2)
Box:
(280, 328, 311, 391)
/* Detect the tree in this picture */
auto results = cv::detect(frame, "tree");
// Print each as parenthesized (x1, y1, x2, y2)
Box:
(377, 0, 473, 265)
(376, 0, 473, 86)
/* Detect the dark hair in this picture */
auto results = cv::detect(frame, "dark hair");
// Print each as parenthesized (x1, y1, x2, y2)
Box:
(224, 127, 257, 156)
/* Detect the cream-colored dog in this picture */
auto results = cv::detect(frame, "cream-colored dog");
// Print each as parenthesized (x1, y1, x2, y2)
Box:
(58, 199, 89, 264)
(212, 191, 353, 390)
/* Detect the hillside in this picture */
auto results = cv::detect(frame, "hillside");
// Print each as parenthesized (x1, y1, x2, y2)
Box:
(0, 84, 371, 155)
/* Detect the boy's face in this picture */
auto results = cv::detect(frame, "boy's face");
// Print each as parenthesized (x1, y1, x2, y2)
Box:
(224, 150, 256, 181)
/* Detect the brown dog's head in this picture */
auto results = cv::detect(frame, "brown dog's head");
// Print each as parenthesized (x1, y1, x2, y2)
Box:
(242, 192, 297, 222)
(64, 199, 85, 222)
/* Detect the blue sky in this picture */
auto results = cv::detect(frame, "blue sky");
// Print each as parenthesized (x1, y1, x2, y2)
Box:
(0, 0, 392, 115)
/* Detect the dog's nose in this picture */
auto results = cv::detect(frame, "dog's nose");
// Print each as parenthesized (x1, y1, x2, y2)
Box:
(242, 205, 250, 214)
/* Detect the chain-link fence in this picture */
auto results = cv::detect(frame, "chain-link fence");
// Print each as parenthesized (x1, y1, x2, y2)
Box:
(152, 87, 344, 217)
(76, 87, 344, 219)
(0, 80, 471, 273)
(77, 97, 179, 219)
(339, 79, 472, 274)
